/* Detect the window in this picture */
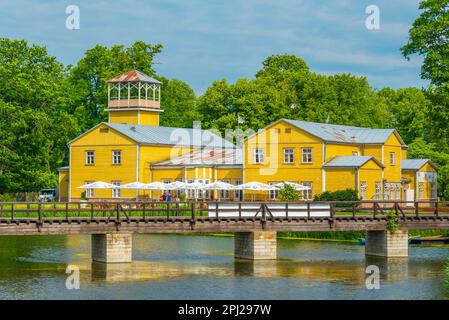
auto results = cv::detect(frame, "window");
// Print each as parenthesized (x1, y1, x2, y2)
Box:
(283, 148, 294, 164)
(301, 148, 313, 164)
(112, 150, 122, 165)
(384, 184, 390, 200)
(254, 148, 264, 164)
(85, 151, 95, 165)
(85, 181, 94, 198)
(285, 128, 291, 133)
(395, 183, 401, 200)
(375, 182, 381, 200)
(431, 182, 437, 199)
(273, 128, 280, 134)
(390, 152, 395, 165)
(360, 182, 367, 200)
(112, 181, 121, 198)
(220, 179, 230, 199)
(352, 151, 358, 156)
(234, 179, 243, 201)
(198, 179, 210, 199)
(419, 183, 424, 200)
(389, 184, 395, 200)
(302, 182, 313, 200)
(186, 179, 195, 199)
(269, 182, 279, 200)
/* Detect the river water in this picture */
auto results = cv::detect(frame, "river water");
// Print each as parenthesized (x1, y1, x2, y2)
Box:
(0, 234, 448, 300)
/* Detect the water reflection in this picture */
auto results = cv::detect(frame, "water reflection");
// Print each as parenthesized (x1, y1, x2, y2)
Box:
(0, 234, 448, 299)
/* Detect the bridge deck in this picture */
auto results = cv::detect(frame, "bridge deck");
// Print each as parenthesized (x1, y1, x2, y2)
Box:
(1, 199, 449, 235)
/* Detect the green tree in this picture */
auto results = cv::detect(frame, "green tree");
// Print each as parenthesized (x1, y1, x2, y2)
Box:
(0, 39, 79, 192)
(68, 41, 163, 129)
(159, 78, 199, 128)
(401, 0, 449, 86)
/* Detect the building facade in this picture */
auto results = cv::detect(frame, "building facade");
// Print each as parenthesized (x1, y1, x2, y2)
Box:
(59, 70, 437, 202)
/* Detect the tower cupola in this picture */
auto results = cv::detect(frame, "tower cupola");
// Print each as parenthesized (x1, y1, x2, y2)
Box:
(106, 70, 163, 126)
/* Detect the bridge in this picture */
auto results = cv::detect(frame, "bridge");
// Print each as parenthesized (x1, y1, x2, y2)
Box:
(1, 200, 448, 262)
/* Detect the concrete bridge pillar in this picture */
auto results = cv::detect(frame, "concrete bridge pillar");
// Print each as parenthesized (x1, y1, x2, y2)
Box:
(234, 231, 277, 260)
(365, 230, 408, 257)
(91, 233, 133, 263)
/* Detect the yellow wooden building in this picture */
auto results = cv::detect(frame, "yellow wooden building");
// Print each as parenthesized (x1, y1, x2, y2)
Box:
(58, 70, 438, 202)
(243, 119, 437, 201)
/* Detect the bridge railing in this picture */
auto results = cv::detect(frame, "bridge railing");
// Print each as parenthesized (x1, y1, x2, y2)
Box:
(0, 200, 448, 222)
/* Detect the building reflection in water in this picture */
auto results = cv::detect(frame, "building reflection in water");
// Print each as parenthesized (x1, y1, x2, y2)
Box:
(364, 256, 409, 283)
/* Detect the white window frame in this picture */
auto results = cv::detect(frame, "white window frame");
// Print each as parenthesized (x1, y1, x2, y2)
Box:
(220, 179, 230, 200)
(112, 150, 122, 165)
(302, 182, 313, 200)
(234, 179, 243, 201)
(269, 182, 279, 200)
(419, 183, 424, 200)
(360, 182, 367, 200)
(375, 182, 381, 200)
(301, 148, 313, 164)
(254, 148, 264, 164)
(85, 151, 95, 165)
(112, 181, 121, 198)
(283, 148, 294, 164)
(85, 180, 94, 198)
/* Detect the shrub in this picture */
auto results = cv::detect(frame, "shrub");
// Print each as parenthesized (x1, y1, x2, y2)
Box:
(313, 189, 360, 207)
(0, 194, 14, 202)
(278, 184, 300, 201)
(387, 210, 399, 233)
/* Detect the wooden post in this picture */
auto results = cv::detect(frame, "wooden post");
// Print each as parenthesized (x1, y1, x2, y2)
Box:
(330, 202, 335, 221)
(142, 203, 146, 220)
(307, 202, 310, 219)
(285, 203, 289, 219)
(166, 202, 170, 219)
(415, 201, 419, 217)
(373, 202, 377, 218)
(38, 202, 42, 224)
(215, 202, 219, 218)
(90, 203, 94, 220)
(434, 201, 439, 217)
(65, 203, 69, 220)
(11, 203, 14, 220)
(191, 202, 195, 220)
(352, 203, 356, 218)
(239, 203, 242, 219)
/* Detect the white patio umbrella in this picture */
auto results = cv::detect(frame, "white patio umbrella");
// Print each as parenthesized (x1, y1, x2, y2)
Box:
(145, 181, 171, 190)
(166, 181, 188, 190)
(119, 181, 148, 189)
(144, 181, 172, 200)
(234, 181, 277, 191)
(77, 181, 115, 189)
(234, 181, 277, 201)
(183, 181, 206, 190)
(203, 181, 236, 201)
(273, 182, 311, 191)
(203, 181, 236, 190)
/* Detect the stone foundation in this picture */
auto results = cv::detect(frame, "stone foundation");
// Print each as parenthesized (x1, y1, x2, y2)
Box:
(91, 233, 133, 263)
(365, 230, 408, 257)
(234, 231, 277, 260)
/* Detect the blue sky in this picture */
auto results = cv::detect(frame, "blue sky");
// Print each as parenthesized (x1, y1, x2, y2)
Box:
(0, 0, 427, 94)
